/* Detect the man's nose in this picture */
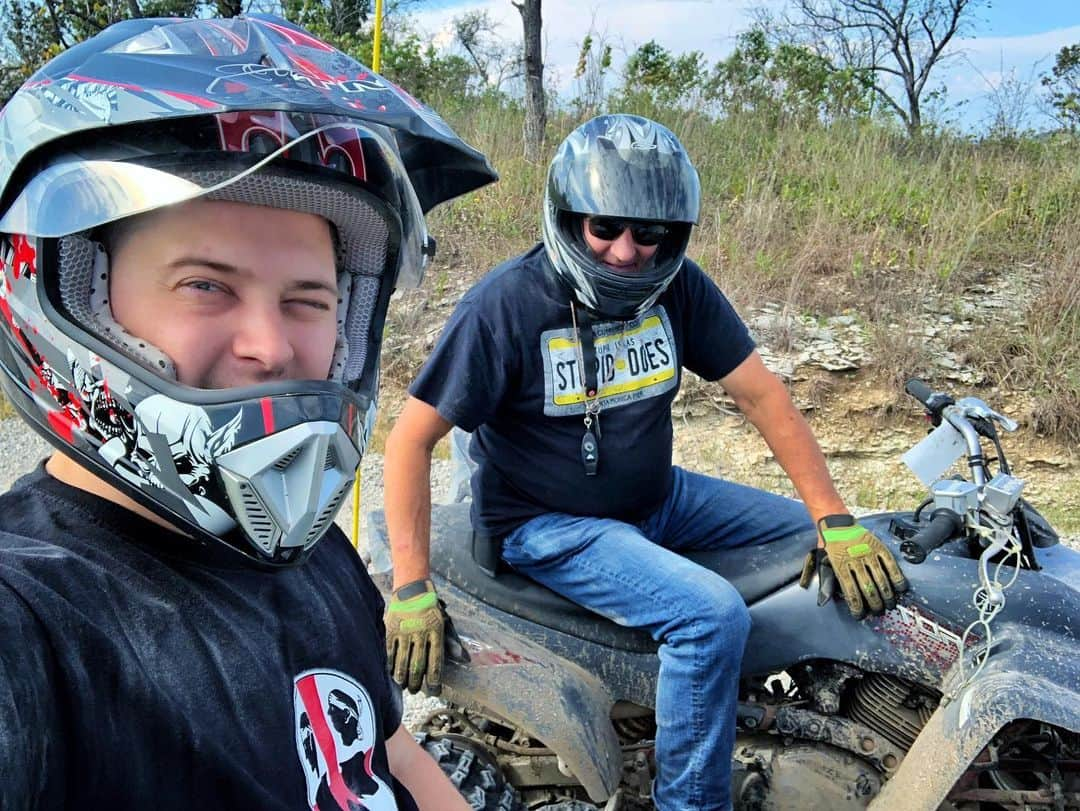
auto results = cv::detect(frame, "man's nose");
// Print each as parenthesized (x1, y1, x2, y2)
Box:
(608, 229, 638, 263)
(231, 303, 295, 374)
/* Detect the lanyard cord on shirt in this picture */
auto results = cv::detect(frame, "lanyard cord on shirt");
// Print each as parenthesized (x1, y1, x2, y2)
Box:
(570, 301, 601, 476)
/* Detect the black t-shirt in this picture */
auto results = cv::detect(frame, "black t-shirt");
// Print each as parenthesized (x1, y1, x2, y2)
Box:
(0, 465, 418, 811)
(410, 245, 755, 538)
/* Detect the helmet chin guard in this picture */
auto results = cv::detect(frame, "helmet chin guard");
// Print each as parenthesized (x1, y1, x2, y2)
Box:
(218, 421, 360, 557)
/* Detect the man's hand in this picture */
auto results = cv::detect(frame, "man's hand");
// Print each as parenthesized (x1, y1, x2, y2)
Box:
(807, 515, 909, 619)
(385, 579, 468, 695)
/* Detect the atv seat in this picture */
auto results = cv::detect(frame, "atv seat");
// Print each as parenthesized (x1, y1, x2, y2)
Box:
(370, 504, 815, 654)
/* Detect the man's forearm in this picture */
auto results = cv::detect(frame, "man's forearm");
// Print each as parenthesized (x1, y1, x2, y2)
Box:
(386, 726, 472, 811)
(383, 436, 436, 589)
(740, 382, 847, 523)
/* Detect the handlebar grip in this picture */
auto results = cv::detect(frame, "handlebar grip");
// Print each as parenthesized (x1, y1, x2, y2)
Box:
(900, 508, 964, 563)
(905, 378, 934, 407)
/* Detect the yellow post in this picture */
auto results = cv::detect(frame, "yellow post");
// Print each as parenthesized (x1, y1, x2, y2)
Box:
(372, 0, 384, 72)
(352, 0, 385, 554)
(351, 470, 361, 550)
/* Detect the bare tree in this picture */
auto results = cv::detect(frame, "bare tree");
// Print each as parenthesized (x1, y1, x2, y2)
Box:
(973, 55, 1041, 140)
(778, 0, 988, 135)
(513, 0, 545, 161)
(453, 9, 521, 92)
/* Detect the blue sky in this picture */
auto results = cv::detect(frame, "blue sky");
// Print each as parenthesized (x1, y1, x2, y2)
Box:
(408, 0, 1080, 132)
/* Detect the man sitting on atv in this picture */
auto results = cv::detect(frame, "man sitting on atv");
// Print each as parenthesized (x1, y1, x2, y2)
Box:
(383, 114, 909, 811)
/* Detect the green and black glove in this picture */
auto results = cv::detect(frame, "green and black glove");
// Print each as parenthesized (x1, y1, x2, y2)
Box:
(385, 578, 468, 695)
(800, 514, 909, 620)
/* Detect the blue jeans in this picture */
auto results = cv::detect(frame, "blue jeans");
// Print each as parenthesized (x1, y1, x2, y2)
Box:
(500, 467, 813, 811)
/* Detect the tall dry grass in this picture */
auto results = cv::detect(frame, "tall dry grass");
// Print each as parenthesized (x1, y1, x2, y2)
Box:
(1, 97, 1077, 440)
(405, 97, 1080, 437)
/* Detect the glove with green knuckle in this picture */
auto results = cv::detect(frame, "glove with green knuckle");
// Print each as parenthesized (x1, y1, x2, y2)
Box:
(800, 514, 909, 620)
(385, 578, 468, 695)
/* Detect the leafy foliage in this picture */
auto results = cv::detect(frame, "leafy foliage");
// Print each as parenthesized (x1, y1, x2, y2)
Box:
(618, 40, 708, 109)
(709, 28, 873, 124)
(1042, 44, 1080, 132)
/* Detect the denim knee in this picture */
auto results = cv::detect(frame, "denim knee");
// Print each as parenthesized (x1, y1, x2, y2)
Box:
(669, 576, 750, 649)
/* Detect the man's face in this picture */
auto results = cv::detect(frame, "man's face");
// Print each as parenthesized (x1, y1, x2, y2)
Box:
(581, 215, 661, 274)
(109, 199, 339, 389)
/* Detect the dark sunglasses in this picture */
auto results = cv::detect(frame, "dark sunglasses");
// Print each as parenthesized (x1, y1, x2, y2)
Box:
(586, 217, 670, 246)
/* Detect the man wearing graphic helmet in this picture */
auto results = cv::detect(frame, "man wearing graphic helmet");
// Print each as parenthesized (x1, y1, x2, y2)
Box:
(384, 114, 907, 810)
(0, 15, 494, 809)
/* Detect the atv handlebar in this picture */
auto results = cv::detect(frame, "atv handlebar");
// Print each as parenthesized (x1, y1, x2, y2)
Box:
(900, 508, 965, 563)
(905, 378, 955, 425)
(904, 378, 933, 405)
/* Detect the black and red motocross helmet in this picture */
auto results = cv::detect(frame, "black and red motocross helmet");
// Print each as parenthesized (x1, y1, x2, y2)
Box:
(0, 15, 497, 566)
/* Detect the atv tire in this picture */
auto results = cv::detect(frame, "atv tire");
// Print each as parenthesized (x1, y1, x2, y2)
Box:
(414, 732, 525, 811)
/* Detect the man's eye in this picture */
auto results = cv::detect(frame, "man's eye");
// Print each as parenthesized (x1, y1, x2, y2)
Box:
(184, 279, 225, 293)
(289, 299, 333, 311)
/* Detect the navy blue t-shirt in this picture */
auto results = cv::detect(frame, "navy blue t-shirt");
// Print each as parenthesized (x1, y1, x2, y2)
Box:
(0, 465, 418, 811)
(410, 245, 755, 538)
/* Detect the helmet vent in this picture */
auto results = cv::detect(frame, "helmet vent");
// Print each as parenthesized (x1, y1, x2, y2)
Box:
(324, 444, 339, 471)
(238, 487, 276, 550)
(305, 480, 350, 547)
(217, 421, 360, 560)
(272, 445, 304, 471)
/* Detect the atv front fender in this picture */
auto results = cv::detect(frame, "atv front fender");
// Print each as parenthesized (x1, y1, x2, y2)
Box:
(870, 622, 1080, 810)
(438, 596, 624, 803)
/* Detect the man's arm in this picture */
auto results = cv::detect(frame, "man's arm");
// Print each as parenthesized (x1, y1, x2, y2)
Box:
(383, 396, 458, 693)
(719, 350, 846, 523)
(383, 396, 454, 589)
(386, 724, 472, 811)
(720, 351, 909, 617)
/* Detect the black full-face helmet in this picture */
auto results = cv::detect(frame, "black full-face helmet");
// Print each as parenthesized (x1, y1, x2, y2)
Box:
(541, 114, 700, 320)
(0, 15, 496, 566)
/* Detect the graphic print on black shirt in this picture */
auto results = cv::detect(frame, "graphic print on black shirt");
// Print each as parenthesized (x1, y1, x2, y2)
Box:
(0, 466, 418, 811)
(540, 307, 678, 417)
(294, 670, 398, 810)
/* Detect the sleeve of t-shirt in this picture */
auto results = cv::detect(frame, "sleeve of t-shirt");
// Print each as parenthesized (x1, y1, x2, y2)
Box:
(676, 260, 757, 381)
(407, 297, 514, 433)
(0, 581, 62, 810)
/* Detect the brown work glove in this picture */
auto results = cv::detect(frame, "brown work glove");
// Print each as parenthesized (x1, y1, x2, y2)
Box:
(801, 515, 909, 620)
(385, 579, 468, 695)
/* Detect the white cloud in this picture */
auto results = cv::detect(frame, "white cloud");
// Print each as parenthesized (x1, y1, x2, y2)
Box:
(940, 25, 1080, 129)
(954, 25, 1080, 62)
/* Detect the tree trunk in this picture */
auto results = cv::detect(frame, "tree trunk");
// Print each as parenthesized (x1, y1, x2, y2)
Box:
(514, 0, 545, 161)
(216, 0, 243, 17)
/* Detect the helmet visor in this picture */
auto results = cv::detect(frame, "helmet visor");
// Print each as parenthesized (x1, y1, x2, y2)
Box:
(0, 117, 416, 240)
